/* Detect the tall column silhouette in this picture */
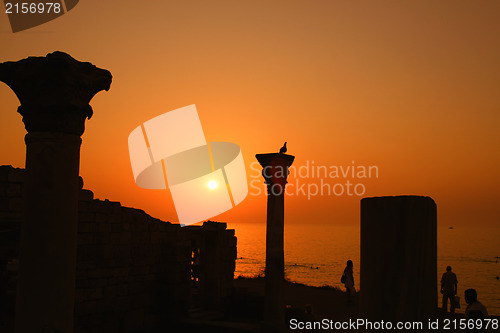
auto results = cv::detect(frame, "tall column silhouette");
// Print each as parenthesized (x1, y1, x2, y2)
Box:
(256, 150, 294, 332)
(0, 52, 112, 333)
(360, 195, 437, 322)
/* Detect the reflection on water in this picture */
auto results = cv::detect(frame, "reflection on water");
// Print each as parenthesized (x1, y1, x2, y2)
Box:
(227, 222, 500, 315)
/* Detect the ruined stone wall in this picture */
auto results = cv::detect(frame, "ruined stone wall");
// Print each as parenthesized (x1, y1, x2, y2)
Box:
(0, 165, 237, 332)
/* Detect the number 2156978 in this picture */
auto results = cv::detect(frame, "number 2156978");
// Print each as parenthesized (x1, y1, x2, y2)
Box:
(5, 2, 62, 14)
(442, 318, 498, 330)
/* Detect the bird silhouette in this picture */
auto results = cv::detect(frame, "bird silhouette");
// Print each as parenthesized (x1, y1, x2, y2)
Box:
(279, 142, 287, 154)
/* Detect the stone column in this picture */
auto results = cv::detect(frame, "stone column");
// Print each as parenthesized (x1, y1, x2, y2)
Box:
(255, 152, 295, 332)
(360, 195, 437, 322)
(0, 51, 112, 333)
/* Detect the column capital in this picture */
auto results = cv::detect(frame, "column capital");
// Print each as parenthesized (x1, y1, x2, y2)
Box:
(255, 153, 295, 189)
(0, 51, 112, 136)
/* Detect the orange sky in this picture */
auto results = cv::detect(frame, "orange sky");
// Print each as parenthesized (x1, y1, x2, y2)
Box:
(1, 0, 499, 226)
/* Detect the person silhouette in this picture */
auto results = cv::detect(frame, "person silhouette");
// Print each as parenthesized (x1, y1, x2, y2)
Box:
(342, 260, 355, 303)
(464, 289, 488, 332)
(440, 266, 458, 313)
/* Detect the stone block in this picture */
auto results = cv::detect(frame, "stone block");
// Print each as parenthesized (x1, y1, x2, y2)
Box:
(143, 313, 160, 330)
(96, 257, 132, 269)
(76, 262, 96, 272)
(77, 245, 104, 261)
(121, 208, 135, 223)
(133, 209, 148, 221)
(0, 211, 23, 222)
(101, 245, 114, 259)
(112, 296, 131, 313)
(0, 165, 13, 181)
(88, 267, 114, 279)
(75, 287, 103, 302)
(115, 245, 137, 260)
(147, 221, 159, 231)
(95, 213, 112, 223)
(78, 200, 90, 212)
(109, 212, 122, 223)
(111, 223, 124, 232)
(101, 317, 122, 333)
(8, 197, 23, 211)
(78, 233, 95, 245)
(0, 197, 9, 211)
(121, 222, 131, 231)
(97, 223, 112, 233)
(96, 298, 113, 313)
(113, 266, 130, 277)
(111, 201, 122, 213)
(78, 213, 97, 224)
(110, 232, 132, 244)
(108, 276, 129, 286)
(109, 245, 132, 259)
(7, 167, 25, 183)
(131, 293, 154, 309)
(123, 308, 145, 331)
(90, 200, 114, 214)
(150, 231, 166, 244)
(131, 221, 148, 232)
(93, 232, 111, 245)
(79, 189, 94, 201)
(104, 285, 129, 298)
(131, 232, 150, 244)
(83, 313, 105, 326)
(128, 281, 149, 295)
(75, 300, 97, 317)
(130, 265, 149, 276)
(76, 278, 108, 289)
(79, 221, 98, 233)
(4, 183, 22, 197)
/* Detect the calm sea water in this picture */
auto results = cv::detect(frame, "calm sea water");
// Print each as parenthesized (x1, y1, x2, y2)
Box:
(226, 222, 500, 316)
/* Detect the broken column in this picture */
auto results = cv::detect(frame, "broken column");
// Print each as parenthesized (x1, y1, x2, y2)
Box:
(256, 152, 295, 332)
(0, 51, 111, 333)
(360, 195, 437, 322)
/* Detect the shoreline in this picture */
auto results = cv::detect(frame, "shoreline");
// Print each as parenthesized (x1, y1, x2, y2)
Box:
(232, 277, 500, 324)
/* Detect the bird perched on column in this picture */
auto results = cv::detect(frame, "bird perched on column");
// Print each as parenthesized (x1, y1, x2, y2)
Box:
(279, 142, 287, 154)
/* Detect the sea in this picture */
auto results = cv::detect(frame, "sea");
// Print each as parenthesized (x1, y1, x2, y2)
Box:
(226, 222, 500, 316)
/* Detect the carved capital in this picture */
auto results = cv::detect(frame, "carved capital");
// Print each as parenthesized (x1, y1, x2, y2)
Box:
(0, 51, 112, 135)
(255, 153, 295, 192)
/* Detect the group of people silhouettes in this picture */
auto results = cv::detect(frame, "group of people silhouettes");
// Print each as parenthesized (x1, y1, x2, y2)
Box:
(340, 261, 490, 321)
(440, 266, 488, 320)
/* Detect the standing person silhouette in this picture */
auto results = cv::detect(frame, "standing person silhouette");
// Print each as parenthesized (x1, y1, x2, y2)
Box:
(441, 266, 458, 314)
(342, 260, 355, 304)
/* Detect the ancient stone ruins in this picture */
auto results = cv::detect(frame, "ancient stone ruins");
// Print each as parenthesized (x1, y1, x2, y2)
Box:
(0, 52, 439, 333)
(0, 52, 236, 332)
